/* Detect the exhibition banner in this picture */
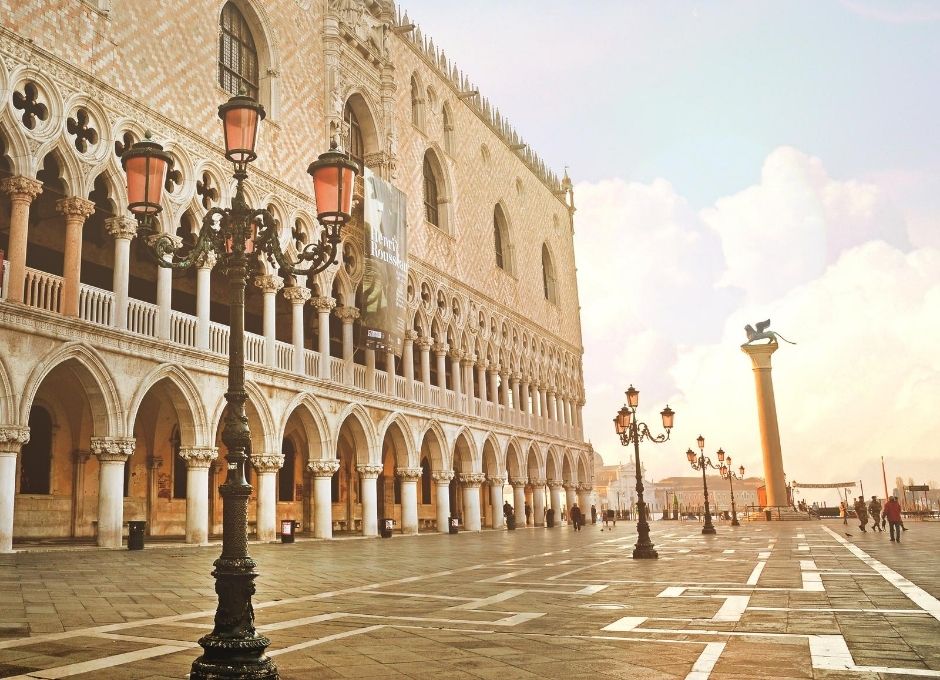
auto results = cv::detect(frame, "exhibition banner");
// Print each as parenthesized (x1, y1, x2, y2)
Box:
(360, 167, 408, 354)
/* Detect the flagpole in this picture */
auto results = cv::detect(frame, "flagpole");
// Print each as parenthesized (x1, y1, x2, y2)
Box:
(881, 456, 889, 500)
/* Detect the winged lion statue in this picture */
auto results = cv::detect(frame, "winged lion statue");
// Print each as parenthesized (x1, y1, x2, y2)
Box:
(743, 319, 796, 346)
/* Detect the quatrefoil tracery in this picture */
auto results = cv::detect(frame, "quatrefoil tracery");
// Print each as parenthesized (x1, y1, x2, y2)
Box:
(66, 108, 99, 153)
(12, 81, 49, 131)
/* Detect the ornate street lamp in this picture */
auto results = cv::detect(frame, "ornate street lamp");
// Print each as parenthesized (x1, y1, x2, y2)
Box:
(122, 94, 357, 680)
(719, 452, 745, 527)
(685, 435, 720, 535)
(613, 385, 674, 559)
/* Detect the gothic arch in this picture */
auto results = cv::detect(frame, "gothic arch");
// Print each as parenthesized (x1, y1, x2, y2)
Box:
(452, 426, 479, 472)
(334, 402, 378, 465)
(276, 393, 329, 462)
(126, 364, 209, 448)
(209, 382, 273, 455)
(505, 437, 524, 480)
(418, 419, 447, 470)
(493, 201, 514, 275)
(217, 0, 282, 118)
(420, 145, 454, 235)
(20, 342, 122, 437)
(481, 432, 503, 477)
(376, 411, 417, 469)
(344, 91, 381, 163)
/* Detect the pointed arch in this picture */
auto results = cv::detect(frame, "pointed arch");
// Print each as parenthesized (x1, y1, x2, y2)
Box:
(334, 402, 378, 465)
(481, 433, 502, 478)
(418, 419, 447, 470)
(218, 0, 281, 117)
(278, 392, 330, 462)
(505, 437, 524, 480)
(421, 146, 453, 235)
(126, 364, 209, 447)
(493, 202, 514, 275)
(541, 242, 558, 303)
(452, 426, 479, 472)
(344, 91, 380, 168)
(376, 411, 418, 469)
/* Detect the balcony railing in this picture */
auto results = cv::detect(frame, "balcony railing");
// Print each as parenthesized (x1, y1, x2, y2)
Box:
(2, 266, 584, 441)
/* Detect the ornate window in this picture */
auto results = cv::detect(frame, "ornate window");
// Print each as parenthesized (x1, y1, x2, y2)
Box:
(542, 243, 557, 303)
(344, 101, 363, 169)
(219, 2, 259, 100)
(493, 204, 511, 272)
(442, 103, 454, 154)
(423, 153, 440, 226)
(410, 74, 424, 128)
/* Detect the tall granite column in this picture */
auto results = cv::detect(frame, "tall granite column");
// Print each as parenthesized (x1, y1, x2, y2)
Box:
(0, 426, 29, 552)
(742, 342, 788, 508)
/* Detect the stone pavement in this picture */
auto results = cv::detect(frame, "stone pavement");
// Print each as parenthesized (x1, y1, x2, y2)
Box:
(1, 520, 939, 679)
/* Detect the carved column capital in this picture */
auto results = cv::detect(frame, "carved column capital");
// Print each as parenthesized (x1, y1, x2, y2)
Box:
(431, 342, 449, 356)
(252, 454, 285, 473)
(254, 274, 284, 294)
(509, 477, 527, 489)
(459, 472, 487, 488)
(415, 337, 434, 352)
(105, 216, 137, 240)
(487, 476, 506, 487)
(0, 426, 30, 455)
(511, 373, 522, 384)
(396, 467, 423, 481)
(461, 354, 476, 367)
(404, 329, 419, 342)
(547, 480, 564, 490)
(563, 482, 576, 491)
(356, 464, 383, 479)
(448, 348, 463, 362)
(307, 459, 341, 477)
(56, 196, 96, 220)
(178, 447, 218, 469)
(0, 175, 43, 202)
(431, 470, 455, 484)
(283, 286, 311, 304)
(195, 250, 218, 270)
(530, 478, 547, 487)
(90, 437, 136, 462)
(310, 295, 336, 312)
(335, 305, 360, 323)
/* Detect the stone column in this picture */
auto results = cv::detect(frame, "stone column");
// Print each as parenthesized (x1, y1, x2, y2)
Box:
(335, 306, 359, 365)
(0, 426, 29, 553)
(459, 473, 486, 532)
(539, 386, 548, 420)
(462, 355, 475, 401)
(397, 468, 422, 535)
(432, 470, 454, 533)
(252, 453, 284, 542)
(417, 337, 433, 392)
(56, 197, 96, 317)
(0, 176, 42, 304)
(195, 251, 217, 350)
(146, 233, 181, 340)
(511, 478, 527, 528)
(178, 447, 218, 545)
(254, 274, 284, 368)
(578, 484, 593, 515)
(105, 217, 137, 329)
(90, 437, 135, 548)
(311, 296, 335, 379)
(488, 477, 505, 529)
(511, 374, 521, 411)
(549, 481, 564, 523)
(742, 342, 788, 508)
(564, 482, 577, 514)
(488, 365, 500, 405)
(357, 464, 383, 536)
(284, 286, 310, 375)
(476, 361, 487, 404)
(433, 343, 448, 391)
(365, 347, 376, 391)
(548, 390, 558, 421)
(308, 459, 340, 539)
(520, 377, 530, 414)
(402, 330, 417, 399)
(532, 478, 546, 526)
(385, 349, 396, 396)
(449, 349, 463, 401)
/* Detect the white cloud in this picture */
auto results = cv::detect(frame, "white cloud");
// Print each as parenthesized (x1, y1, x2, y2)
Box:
(578, 147, 939, 503)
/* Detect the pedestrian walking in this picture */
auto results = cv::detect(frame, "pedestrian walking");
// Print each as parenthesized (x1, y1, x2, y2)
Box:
(868, 496, 883, 532)
(883, 496, 903, 542)
(503, 501, 513, 524)
(839, 500, 848, 525)
(524, 503, 532, 526)
(590, 504, 597, 525)
(570, 504, 582, 531)
(853, 496, 869, 532)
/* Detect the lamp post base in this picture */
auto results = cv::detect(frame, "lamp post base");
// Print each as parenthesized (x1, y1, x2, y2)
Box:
(702, 525, 716, 535)
(730, 517, 740, 527)
(633, 545, 659, 559)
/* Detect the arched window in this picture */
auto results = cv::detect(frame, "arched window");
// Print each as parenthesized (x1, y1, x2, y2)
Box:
(219, 2, 259, 100)
(542, 243, 557, 303)
(20, 406, 52, 494)
(279, 439, 295, 501)
(410, 75, 423, 128)
(494, 204, 511, 272)
(423, 154, 440, 226)
(344, 101, 363, 169)
(442, 104, 454, 154)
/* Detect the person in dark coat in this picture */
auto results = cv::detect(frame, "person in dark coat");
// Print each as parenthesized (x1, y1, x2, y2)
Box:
(570, 503, 582, 531)
(591, 505, 597, 524)
(883, 496, 903, 542)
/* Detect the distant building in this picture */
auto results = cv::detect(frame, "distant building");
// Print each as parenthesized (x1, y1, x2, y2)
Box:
(656, 475, 763, 515)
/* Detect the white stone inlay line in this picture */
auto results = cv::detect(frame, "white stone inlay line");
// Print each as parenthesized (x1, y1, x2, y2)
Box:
(713, 595, 750, 622)
(800, 559, 825, 592)
(822, 525, 940, 622)
(268, 625, 385, 658)
(4, 645, 190, 679)
(658, 586, 687, 597)
(722, 549, 735, 554)
(685, 642, 726, 680)
(746, 561, 765, 585)
(602, 616, 647, 632)
(758, 551, 771, 559)
(808, 634, 940, 677)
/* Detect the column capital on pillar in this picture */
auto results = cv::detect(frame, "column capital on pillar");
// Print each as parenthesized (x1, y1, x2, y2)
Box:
(55, 196, 96, 219)
(283, 286, 311, 304)
(431, 470, 454, 484)
(0, 175, 43, 202)
(310, 295, 336, 312)
(509, 477, 527, 488)
(563, 481, 576, 491)
(356, 464, 383, 479)
(530, 477, 547, 487)
(487, 364, 500, 375)
(448, 348, 463, 362)
(487, 476, 506, 487)
(105, 216, 137, 240)
(415, 336, 434, 351)
(741, 341, 778, 369)
(90, 437, 135, 462)
(396, 467, 422, 481)
(178, 447, 218, 469)
(335, 305, 360, 323)
(459, 472, 487, 488)
(251, 454, 285, 473)
(577, 483, 593, 493)
(195, 249, 218, 269)
(461, 354, 476, 367)
(404, 329, 419, 342)
(511, 372, 522, 384)
(307, 459, 340, 477)
(431, 342, 449, 356)
(0, 425, 30, 455)
(547, 480, 564, 489)
(253, 274, 284, 294)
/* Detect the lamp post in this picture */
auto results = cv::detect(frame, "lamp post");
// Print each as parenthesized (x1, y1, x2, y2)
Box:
(719, 451, 744, 527)
(613, 385, 675, 559)
(122, 94, 357, 680)
(685, 435, 718, 535)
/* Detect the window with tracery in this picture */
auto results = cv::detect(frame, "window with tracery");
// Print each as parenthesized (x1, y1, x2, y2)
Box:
(542, 243, 557, 303)
(423, 154, 440, 226)
(410, 75, 422, 127)
(494, 205, 510, 271)
(219, 2, 259, 100)
(344, 101, 363, 168)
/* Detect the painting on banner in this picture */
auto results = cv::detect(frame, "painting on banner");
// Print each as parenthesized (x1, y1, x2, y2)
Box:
(359, 167, 408, 355)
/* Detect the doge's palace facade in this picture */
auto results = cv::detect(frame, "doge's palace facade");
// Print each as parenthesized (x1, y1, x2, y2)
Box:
(0, 0, 591, 551)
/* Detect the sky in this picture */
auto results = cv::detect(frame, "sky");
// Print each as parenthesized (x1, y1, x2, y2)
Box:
(400, 0, 940, 504)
